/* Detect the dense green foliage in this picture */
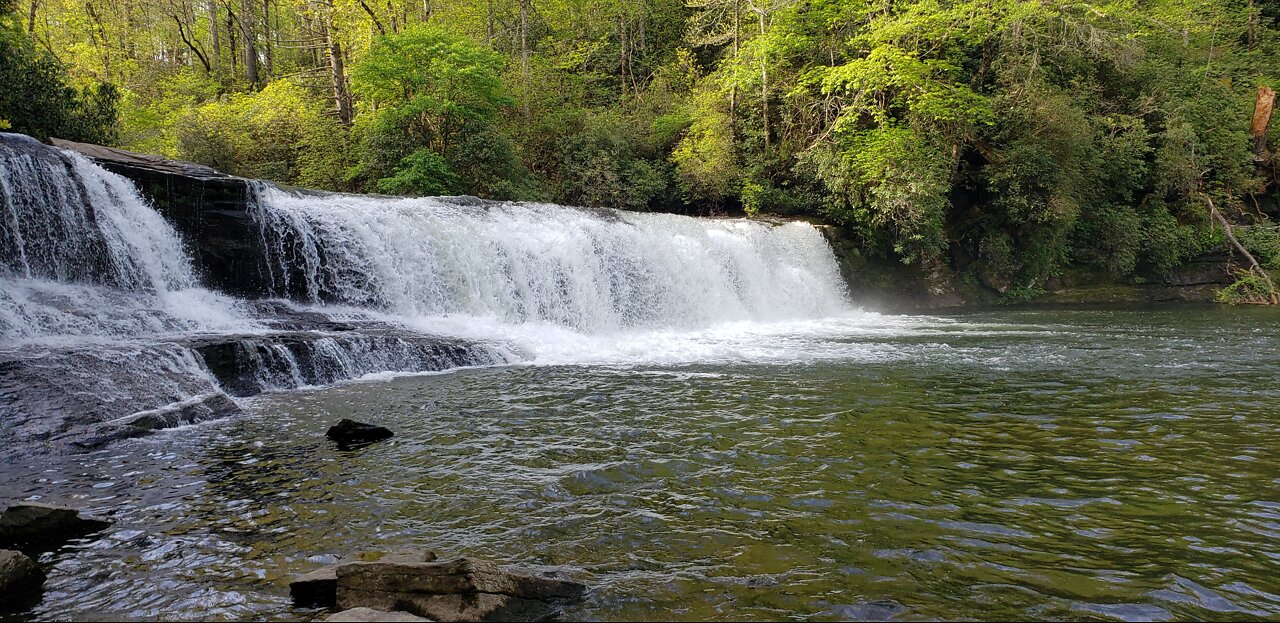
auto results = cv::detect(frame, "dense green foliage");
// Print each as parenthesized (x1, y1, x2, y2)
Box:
(0, 10, 117, 143)
(5, 0, 1280, 296)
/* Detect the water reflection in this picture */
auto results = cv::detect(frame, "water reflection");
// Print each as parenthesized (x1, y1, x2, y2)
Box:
(2, 307, 1279, 621)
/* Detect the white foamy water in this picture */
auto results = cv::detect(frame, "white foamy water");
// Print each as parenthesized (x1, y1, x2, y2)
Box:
(252, 186, 852, 334)
(0, 134, 254, 344)
(1, 132, 883, 381)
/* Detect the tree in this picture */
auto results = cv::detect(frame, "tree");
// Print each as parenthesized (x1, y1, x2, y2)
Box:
(351, 23, 515, 195)
(0, 15, 119, 143)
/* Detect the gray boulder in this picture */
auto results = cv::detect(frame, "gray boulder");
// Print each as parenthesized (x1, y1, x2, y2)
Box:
(335, 557, 586, 622)
(325, 607, 432, 622)
(292, 551, 439, 609)
(0, 549, 44, 597)
(0, 503, 110, 550)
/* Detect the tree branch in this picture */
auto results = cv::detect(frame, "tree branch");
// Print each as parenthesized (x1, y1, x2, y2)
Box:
(1200, 192, 1278, 304)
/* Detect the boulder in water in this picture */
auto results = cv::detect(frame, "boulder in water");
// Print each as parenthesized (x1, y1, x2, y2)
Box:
(0, 549, 44, 597)
(325, 607, 431, 622)
(292, 550, 438, 608)
(326, 419, 395, 447)
(335, 556, 586, 622)
(0, 503, 110, 550)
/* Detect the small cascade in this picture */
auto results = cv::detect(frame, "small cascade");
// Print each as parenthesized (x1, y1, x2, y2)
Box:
(0, 133, 250, 342)
(193, 332, 515, 396)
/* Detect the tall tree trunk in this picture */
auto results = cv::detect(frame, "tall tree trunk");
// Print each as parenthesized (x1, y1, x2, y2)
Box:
(619, 10, 628, 99)
(324, 16, 352, 127)
(174, 14, 212, 72)
(730, 0, 739, 128)
(239, 0, 259, 86)
(27, 0, 37, 33)
(262, 0, 273, 77)
(357, 0, 386, 36)
(485, 0, 494, 43)
(759, 10, 769, 150)
(519, 0, 530, 116)
(1251, 84, 1275, 162)
(227, 6, 237, 74)
(210, 0, 220, 69)
(1247, 0, 1257, 51)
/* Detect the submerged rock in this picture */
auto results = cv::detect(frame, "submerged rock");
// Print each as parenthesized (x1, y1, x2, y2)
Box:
(292, 551, 439, 609)
(326, 607, 432, 622)
(335, 556, 586, 622)
(326, 419, 395, 447)
(0, 503, 110, 550)
(0, 549, 44, 597)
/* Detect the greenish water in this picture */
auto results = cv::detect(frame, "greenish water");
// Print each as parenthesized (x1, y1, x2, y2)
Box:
(3, 307, 1279, 621)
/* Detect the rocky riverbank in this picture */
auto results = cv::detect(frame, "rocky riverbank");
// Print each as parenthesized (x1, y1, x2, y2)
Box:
(821, 226, 1236, 312)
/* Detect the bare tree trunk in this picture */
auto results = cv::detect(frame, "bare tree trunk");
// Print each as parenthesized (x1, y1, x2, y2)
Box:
(519, 0, 530, 116)
(758, 9, 768, 150)
(210, 0, 220, 69)
(238, 0, 259, 86)
(263, 0, 273, 77)
(1201, 192, 1279, 304)
(174, 15, 213, 72)
(1247, 0, 1257, 51)
(325, 16, 353, 126)
(619, 10, 628, 99)
(27, 0, 37, 33)
(358, 0, 386, 36)
(227, 6, 237, 74)
(1251, 84, 1275, 162)
(730, 0, 739, 128)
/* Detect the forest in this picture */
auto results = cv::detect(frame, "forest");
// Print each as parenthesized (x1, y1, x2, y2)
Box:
(2, 0, 1278, 302)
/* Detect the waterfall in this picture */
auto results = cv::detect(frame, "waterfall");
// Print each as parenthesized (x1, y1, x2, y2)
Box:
(0, 132, 857, 453)
(251, 185, 850, 333)
(0, 133, 249, 343)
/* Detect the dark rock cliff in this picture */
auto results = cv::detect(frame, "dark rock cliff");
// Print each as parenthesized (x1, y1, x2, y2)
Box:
(48, 138, 279, 298)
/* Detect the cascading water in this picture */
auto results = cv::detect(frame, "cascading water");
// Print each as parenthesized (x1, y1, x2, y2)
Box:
(1, 131, 860, 454)
(0, 133, 249, 343)
(251, 185, 851, 332)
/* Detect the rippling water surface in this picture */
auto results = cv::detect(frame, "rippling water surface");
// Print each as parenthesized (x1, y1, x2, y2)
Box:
(3, 307, 1279, 621)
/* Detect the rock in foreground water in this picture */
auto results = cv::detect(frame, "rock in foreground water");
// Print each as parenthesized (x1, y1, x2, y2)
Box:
(0, 549, 44, 596)
(0, 503, 110, 550)
(335, 557, 586, 622)
(325, 607, 432, 622)
(326, 419, 395, 447)
(292, 551, 439, 608)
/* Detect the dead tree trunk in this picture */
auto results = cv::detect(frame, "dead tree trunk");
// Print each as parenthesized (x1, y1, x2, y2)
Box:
(1200, 192, 1279, 304)
(1251, 84, 1275, 162)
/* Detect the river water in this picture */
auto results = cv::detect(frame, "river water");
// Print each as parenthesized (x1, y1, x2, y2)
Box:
(3, 305, 1277, 622)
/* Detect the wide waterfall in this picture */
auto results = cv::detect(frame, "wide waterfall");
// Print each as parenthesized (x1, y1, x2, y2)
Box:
(0, 132, 855, 454)
(251, 185, 850, 332)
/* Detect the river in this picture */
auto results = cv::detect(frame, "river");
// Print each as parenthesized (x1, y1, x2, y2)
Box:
(3, 306, 1278, 621)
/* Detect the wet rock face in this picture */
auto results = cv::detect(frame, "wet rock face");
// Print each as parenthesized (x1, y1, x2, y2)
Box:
(191, 330, 505, 398)
(1, 324, 510, 458)
(0, 503, 109, 550)
(0, 549, 44, 598)
(47, 138, 289, 299)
